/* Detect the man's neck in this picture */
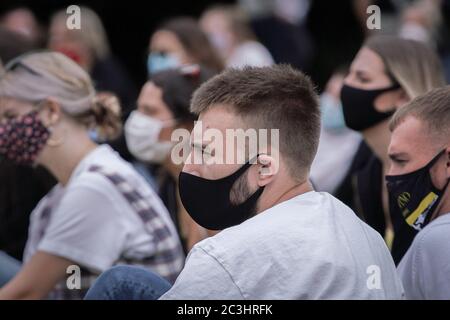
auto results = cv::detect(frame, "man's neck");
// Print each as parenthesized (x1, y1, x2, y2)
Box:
(363, 120, 391, 166)
(257, 179, 314, 214)
(433, 183, 450, 220)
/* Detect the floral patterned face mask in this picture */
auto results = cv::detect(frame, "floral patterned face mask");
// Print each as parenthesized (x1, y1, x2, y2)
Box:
(0, 110, 50, 166)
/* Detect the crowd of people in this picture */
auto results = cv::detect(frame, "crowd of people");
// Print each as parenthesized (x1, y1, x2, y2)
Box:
(0, 0, 449, 300)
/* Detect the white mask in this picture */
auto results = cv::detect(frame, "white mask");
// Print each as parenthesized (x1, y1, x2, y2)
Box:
(124, 111, 174, 164)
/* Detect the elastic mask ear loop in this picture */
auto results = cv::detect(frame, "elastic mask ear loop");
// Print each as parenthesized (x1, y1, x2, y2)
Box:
(441, 148, 450, 192)
(217, 154, 261, 184)
(426, 148, 450, 223)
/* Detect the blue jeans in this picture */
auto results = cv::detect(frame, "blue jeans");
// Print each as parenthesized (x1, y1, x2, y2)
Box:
(0, 251, 21, 287)
(84, 266, 172, 300)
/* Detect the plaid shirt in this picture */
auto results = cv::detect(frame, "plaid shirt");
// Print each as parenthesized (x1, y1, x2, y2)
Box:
(38, 165, 184, 299)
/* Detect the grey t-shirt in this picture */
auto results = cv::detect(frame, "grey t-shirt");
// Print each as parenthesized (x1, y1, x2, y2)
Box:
(397, 213, 450, 300)
(160, 191, 404, 300)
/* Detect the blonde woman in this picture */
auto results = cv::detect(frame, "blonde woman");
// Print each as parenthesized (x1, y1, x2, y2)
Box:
(48, 6, 136, 114)
(0, 52, 184, 299)
(337, 35, 446, 264)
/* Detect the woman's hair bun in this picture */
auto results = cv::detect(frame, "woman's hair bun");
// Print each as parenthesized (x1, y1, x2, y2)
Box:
(90, 92, 122, 141)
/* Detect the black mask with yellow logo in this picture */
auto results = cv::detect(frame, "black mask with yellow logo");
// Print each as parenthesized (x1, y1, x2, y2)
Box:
(386, 149, 449, 231)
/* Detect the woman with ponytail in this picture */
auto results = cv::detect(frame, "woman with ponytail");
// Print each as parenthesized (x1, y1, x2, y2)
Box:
(0, 52, 184, 299)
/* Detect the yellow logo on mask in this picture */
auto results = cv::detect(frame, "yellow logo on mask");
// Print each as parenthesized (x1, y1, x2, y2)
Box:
(397, 192, 411, 209)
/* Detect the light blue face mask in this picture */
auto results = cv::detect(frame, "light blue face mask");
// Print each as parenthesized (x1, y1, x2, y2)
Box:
(88, 128, 101, 143)
(147, 53, 180, 75)
(320, 93, 346, 131)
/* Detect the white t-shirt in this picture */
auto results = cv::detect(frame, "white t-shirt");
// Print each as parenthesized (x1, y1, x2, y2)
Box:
(160, 191, 404, 299)
(23, 145, 182, 274)
(397, 212, 450, 300)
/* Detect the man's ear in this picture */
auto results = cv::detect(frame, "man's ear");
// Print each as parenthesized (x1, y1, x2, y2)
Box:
(446, 146, 450, 179)
(40, 98, 62, 126)
(256, 154, 278, 187)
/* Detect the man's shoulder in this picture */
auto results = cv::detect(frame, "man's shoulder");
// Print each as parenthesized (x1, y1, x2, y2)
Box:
(195, 192, 352, 257)
(399, 213, 450, 299)
(413, 213, 450, 250)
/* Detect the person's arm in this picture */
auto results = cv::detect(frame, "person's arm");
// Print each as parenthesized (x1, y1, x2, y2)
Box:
(0, 176, 130, 300)
(0, 251, 74, 299)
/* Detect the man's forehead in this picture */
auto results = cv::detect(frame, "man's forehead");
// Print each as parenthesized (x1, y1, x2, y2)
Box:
(389, 116, 432, 153)
(197, 104, 245, 132)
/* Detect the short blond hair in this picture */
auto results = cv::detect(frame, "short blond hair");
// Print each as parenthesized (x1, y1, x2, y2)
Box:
(191, 64, 320, 181)
(390, 85, 450, 145)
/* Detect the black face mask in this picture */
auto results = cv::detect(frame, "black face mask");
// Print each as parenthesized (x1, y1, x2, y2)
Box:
(340, 83, 401, 131)
(178, 159, 265, 231)
(386, 150, 449, 231)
